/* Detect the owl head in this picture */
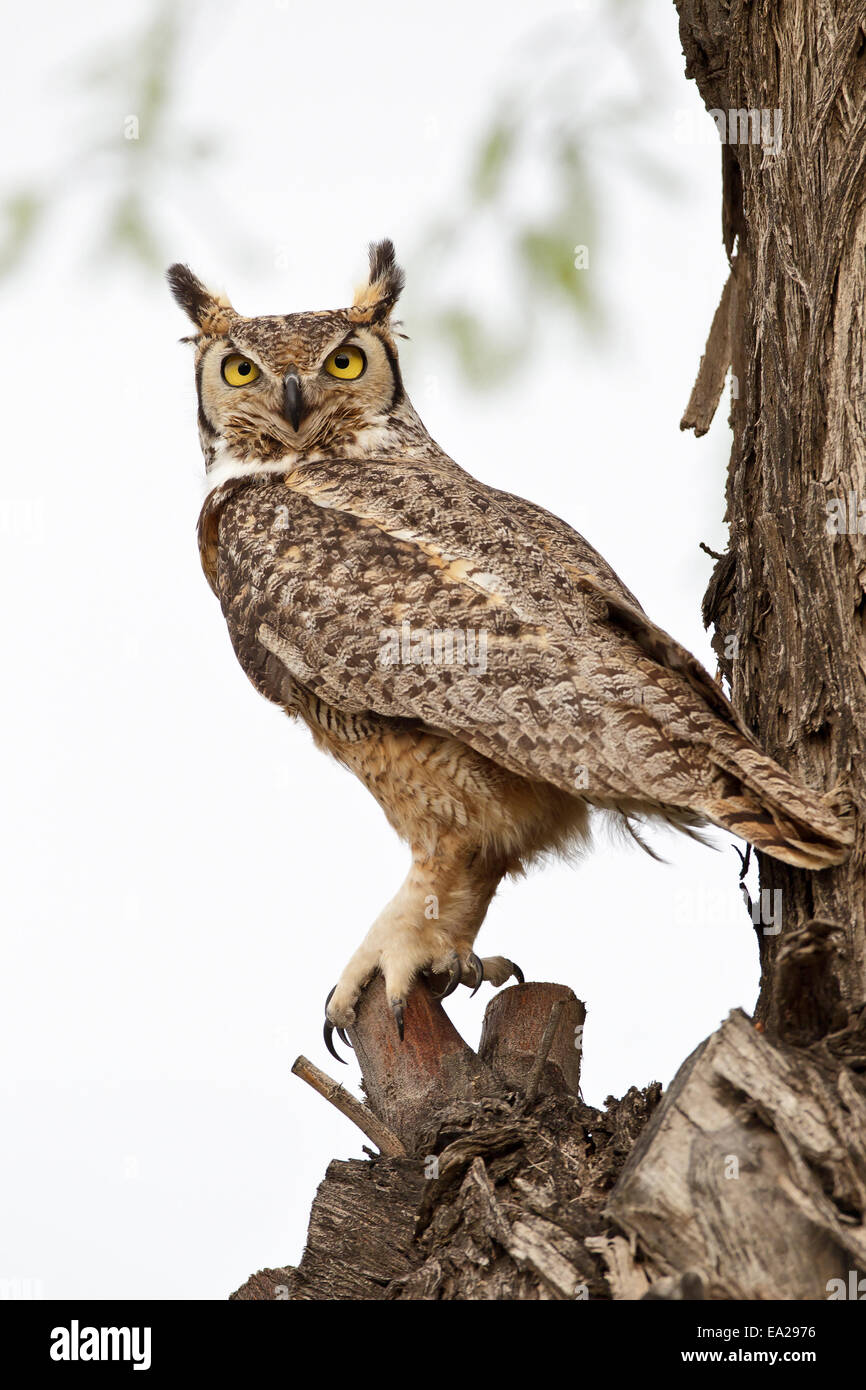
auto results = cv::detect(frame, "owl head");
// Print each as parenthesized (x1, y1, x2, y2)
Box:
(168, 240, 424, 470)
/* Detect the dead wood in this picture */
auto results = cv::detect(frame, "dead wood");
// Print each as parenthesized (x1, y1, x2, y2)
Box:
(607, 1010, 866, 1299)
(345, 974, 502, 1153)
(290, 1055, 406, 1157)
(680, 267, 734, 436)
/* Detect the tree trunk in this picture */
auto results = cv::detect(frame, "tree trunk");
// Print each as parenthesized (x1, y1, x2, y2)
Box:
(233, 2, 866, 1300)
(679, 0, 866, 1049)
(605, 0, 866, 1297)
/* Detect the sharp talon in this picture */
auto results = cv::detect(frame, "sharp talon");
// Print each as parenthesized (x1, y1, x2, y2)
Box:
(391, 999, 405, 1041)
(511, 961, 525, 984)
(468, 951, 484, 996)
(441, 955, 462, 999)
(323, 985, 349, 1063)
(429, 953, 462, 1000)
(323, 1019, 347, 1064)
(337, 1026, 352, 1049)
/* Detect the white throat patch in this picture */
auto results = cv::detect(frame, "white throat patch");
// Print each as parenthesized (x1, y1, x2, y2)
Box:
(203, 445, 294, 500)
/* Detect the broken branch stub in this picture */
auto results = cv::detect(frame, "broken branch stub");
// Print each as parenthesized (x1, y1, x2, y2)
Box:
(346, 974, 500, 1152)
(479, 983, 586, 1098)
(313, 979, 589, 1154)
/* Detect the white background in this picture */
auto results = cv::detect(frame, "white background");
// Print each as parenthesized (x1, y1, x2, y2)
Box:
(1, 0, 759, 1298)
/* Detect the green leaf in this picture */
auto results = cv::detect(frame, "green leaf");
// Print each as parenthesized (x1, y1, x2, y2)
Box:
(472, 121, 516, 203)
(0, 192, 45, 279)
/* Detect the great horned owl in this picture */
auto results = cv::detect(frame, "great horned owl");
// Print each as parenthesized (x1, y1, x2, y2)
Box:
(168, 241, 851, 1057)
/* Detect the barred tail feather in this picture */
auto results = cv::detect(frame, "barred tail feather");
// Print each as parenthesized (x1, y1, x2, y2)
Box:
(702, 738, 853, 870)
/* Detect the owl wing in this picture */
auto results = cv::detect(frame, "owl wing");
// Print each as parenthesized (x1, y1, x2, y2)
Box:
(200, 459, 748, 809)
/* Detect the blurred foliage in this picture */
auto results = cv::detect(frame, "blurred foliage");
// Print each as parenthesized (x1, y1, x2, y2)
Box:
(2, 0, 682, 386)
(409, 0, 682, 385)
(0, 2, 215, 280)
(0, 193, 44, 279)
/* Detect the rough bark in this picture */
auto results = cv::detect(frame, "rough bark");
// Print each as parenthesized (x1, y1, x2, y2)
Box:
(607, 1009, 866, 1298)
(230, 1157, 427, 1301)
(678, 0, 866, 1043)
(601, 0, 866, 1298)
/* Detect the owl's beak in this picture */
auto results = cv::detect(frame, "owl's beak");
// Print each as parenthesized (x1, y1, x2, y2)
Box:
(283, 370, 305, 431)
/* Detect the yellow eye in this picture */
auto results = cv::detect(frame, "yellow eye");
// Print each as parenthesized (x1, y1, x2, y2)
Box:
(222, 354, 260, 387)
(324, 345, 366, 380)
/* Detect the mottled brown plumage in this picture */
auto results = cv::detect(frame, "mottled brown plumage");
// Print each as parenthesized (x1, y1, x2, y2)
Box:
(169, 242, 852, 1044)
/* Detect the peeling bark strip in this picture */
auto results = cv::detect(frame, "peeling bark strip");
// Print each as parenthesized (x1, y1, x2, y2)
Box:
(680, 267, 734, 436)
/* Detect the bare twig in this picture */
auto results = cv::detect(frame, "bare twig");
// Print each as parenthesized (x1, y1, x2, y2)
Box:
(291, 1055, 407, 1157)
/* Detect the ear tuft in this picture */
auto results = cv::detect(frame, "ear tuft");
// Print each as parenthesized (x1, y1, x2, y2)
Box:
(166, 263, 236, 335)
(351, 239, 405, 323)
